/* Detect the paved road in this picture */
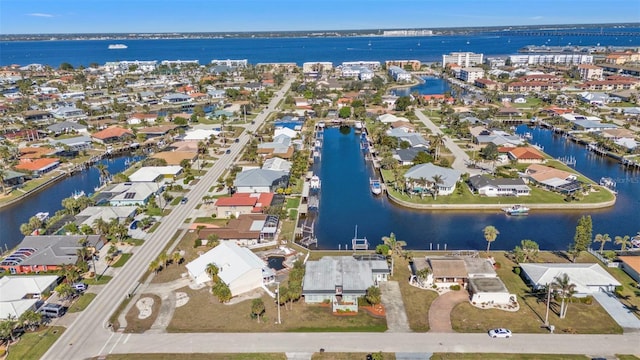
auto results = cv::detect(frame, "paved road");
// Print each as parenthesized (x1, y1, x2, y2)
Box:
(106, 332, 639, 357)
(42, 78, 295, 360)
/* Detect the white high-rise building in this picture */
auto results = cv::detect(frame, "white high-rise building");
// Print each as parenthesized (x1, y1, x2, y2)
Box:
(442, 52, 484, 67)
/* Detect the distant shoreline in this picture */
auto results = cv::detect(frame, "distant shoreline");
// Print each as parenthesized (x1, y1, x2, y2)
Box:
(1, 22, 638, 42)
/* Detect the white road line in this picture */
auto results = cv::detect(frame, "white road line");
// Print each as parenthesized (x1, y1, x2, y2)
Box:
(108, 332, 125, 354)
(97, 331, 115, 355)
(123, 334, 131, 344)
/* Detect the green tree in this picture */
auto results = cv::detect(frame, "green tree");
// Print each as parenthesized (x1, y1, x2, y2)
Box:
(513, 239, 539, 263)
(481, 143, 499, 161)
(365, 286, 382, 305)
(206, 263, 220, 283)
(55, 283, 75, 300)
(413, 151, 432, 165)
(212, 281, 232, 303)
(593, 233, 611, 253)
(338, 106, 352, 119)
(395, 96, 411, 111)
(18, 310, 42, 332)
(483, 225, 500, 253)
(382, 232, 406, 256)
(570, 215, 592, 261)
(551, 273, 577, 319)
(172, 251, 183, 265)
(250, 298, 266, 323)
(375, 244, 390, 256)
(615, 235, 631, 251)
(148, 259, 161, 274)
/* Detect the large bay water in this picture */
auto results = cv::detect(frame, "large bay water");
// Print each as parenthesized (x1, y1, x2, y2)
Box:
(313, 127, 639, 251)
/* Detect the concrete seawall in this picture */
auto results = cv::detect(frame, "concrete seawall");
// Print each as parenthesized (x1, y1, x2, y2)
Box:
(385, 191, 617, 211)
(0, 172, 68, 210)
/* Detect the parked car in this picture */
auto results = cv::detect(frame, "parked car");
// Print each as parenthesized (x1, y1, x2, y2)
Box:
(488, 328, 512, 338)
(39, 303, 66, 318)
(72, 282, 87, 292)
(180, 197, 188, 204)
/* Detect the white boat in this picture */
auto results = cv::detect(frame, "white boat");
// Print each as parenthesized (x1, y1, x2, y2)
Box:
(71, 190, 86, 199)
(599, 177, 617, 193)
(354, 121, 363, 130)
(370, 178, 382, 195)
(502, 204, 529, 216)
(108, 44, 127, 49)
(524, 132, 533, 140)
(34, 212, 49, 221)
(310, 175, 321, 191)
(316, 122, 325, 129)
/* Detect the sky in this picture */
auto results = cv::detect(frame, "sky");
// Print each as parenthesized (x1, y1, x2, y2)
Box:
(1, 0, 639, 35)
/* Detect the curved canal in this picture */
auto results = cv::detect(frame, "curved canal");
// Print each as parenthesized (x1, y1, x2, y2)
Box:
(0, 155, 138, 251)
(313, 126, 639, 251)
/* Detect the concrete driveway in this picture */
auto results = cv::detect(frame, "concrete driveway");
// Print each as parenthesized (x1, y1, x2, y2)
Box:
(380, 281, 410, 332)
(593, 291, 640, 332)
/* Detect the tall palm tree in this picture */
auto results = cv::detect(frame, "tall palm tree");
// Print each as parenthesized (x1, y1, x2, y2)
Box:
(92, 218, 110, 236)
(382, 232, 406, 256)
(172, 251, 183, 266)
(483, 225, 500, 253)
(593, 233, 611, 253)
(430, 174, 444, 200)
(206, 263, 220, 283)
(551, 273, 577, 319)
(615, 235, 631, 251)
(431, 133, 446, 160)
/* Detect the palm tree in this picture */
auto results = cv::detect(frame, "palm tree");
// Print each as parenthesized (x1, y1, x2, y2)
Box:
(18, 310, 42, 332)
(593, 233, 612, 253)
(551, 273, 577, 319)
(95, 163, 110, 185)
(172, 251, 183, 266)
(251, 298, 266, 323)
(365, 286, 382, 305)
(157, 252, 169, 269)
(483, 225, 500, 253)
(212, 281, 232, 303)
(430, 174, 444, 200)
(382, 232, 406, 256)
(615, 235, 631, 251)
(206, 263, 220, 283)
(148, 259, 160, 274)
(431, 133, 446, 160)
(92, 218, 110, 236)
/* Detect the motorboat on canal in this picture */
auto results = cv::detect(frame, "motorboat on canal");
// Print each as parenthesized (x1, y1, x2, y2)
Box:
(502, 204, 529, 216)
(370, 178, 382, 195)
(599, 177, 617, 192)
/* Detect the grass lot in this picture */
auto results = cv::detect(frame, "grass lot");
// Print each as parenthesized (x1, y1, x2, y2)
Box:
(6, 326, 65, 360)
(279, 219, 296, 243)
(124, 294, 162, 333)
(111, 253, 132, 267)
(393, 256, 437, 332)
(166, 287, 386, 333)
(68, 292, 97, 313)
(193, 217, 229, 226)
(106, 354, 287, 360)
(430, 354, 590, 360)
(286, 197, 301, 209)
(150, 230, 201, 284)
(617, 356, 640, 360)
(84, 275, 112, 285)
(451, 252, 622, 334)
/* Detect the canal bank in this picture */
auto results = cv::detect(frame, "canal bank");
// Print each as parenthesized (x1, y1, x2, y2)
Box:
(313, 126, 638, 252)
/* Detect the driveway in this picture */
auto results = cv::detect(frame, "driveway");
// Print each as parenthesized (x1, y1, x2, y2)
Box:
(592, 291, 640, 332)
(380, 281, 411, 332)
(428, 290, 469, 332)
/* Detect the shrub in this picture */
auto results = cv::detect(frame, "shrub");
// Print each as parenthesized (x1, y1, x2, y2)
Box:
(513, 267, 521, 275)
(193, 238, 202, 248)
(450, 284, 461, 291)
(581, 296, 594, 305)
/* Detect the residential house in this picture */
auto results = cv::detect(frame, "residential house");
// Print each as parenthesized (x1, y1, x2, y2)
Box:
(75, 206, 138, 229)
(50, 135, 93, 153)
(127, 113, 158, 125)
(185, 241, 274, 295)
(579, 92, 611, 106)
(104, 182, 159, 206)
(302, 255, 390, 312)
(618, 256, 640, 284)
(0, 235, 104, 274)
(214, 193, 274, 218)
(0, 275, 59, 320)
(471, 127, 525, 147)
(46, 121, 88, 136)
(468, 175, 531, 197)
(197, 214, 279, 246)
(22, 110, 54, 123)
(257, 134, 295, 159)
(261, 157, 292, 173)
(91, 126, 134, 144)
(15, 158, 60, 177)
(404, 163, 462, 196)
(392, 148, 429, 166)
(524, 164, 581, 194)
(386, 128, 430, 148)
(573, 119, 618, 132)
(128, 166, 183, 183)
(506, 147, 545, 164)
(519, 263, 621, 296)
(162, 93, 191, 104)
(151, 150, 198, 166)
(182, 128, 221, 142)
(51, 106, 86, 120)
(377, 113, 410, 124)
(234, 169, 289, 193)
(474, 78, 499, 91)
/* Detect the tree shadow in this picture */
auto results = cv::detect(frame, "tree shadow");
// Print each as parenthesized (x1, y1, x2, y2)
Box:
(552, 251, 572, 262)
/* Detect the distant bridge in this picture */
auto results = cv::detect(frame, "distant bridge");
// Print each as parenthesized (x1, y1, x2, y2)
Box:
(480, 30, 639, 37)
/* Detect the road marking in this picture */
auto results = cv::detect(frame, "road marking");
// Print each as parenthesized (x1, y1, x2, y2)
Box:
(123, 334, 131, 344)
(97, 331, 115, 355)
(109, 332, 125, 354)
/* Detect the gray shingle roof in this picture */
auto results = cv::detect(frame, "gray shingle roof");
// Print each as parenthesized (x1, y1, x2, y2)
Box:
(302, 256, 389, 294)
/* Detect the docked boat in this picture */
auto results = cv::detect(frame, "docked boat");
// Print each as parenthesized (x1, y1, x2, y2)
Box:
(354, 121, 363, 131)
(71, 190, 86, 199)
(310, 175, 321, 191)
(599, 177, 616, 191)
(108, 44, 128, 49)
(502, 204, 529, 216)
(370, 178, 382, 195)
(34, 212, 49, 221)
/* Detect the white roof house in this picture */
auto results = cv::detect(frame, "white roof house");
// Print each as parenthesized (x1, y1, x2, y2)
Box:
(106, 182, 158, 206)
(520, 263, 621, 295)
(128, 166, 183, 182)
(234, 169, 289, 194)
(185, 241, 271, 296)
(377, 113, 410, 124)
(75, 206, 138, 228)
(183, 129, 220, 141)
(0, 275, 59, 320)
(404, 163, 462, 195)
(274, 127, 298, 139)
(261, 157, 292, 172)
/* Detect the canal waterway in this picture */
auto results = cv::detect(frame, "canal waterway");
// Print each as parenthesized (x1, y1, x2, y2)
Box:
(313, 126, 639, 252)
(0, 155, 139, 251)
(391, 76, 451, 96)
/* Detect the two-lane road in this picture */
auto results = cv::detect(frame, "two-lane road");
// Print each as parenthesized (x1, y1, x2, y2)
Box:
(42, 78, 295, 360)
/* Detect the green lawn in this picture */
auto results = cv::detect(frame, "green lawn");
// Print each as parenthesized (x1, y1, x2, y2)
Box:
(68, 292, 97, 313)
(111, 253, 132, 267)
(430, 354, 590, 360)
(193, 217, 229, 226)
(106, 354, 287, 360)
(6, 326, 65, 360)
(84, 275, 112, 285)
(286, 197, 301, 209)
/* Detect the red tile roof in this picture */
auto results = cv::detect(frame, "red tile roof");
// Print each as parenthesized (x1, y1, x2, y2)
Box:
(215, 193, 274, 212)
(92, 126, 133, 140)
(509, 147, 544, 160)
(15, 157, 59, 171)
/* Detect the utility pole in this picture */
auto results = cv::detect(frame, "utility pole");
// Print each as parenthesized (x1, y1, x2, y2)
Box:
(544, 284, 551, 327)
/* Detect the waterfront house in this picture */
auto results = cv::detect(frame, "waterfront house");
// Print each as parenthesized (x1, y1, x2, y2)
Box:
(1, 170, 26, 190)
(46, 121, 88, 136)
(214, 193, 274, 218)
(161, 93, 191, 104)
(0, 235, 104, 275)
(257, 134, 295, 159)
(75, 206, 138, 229)
(0, 275, 60, 320)
(506, 147, 545, 164)
(127, 113, 158, 125)
(185, 241, 274, 295)
(618, 256, 640, 284)
(387, 128, 430, 148)
(302, 255, 390, 312)
(128, 166, 183, 183)
(50, 135, 93, 152)
(393, 148, 429, 166)
(572, 119, 618, 132)
(105, 182, 158, 206)
(523, 164, 580, 193)
(404, 163, 462, 196)
(471, 127, 524, 147)
(22, 110, 54, 123)
(91, 126, 134, 144)
(137, 124, 179, 139)
(261, 157, 292, 173)
(15, 157, 60, 177)
(234, 168, 289, 194)
(51, 106, 86, 120)
(151, 150, 198, 166)
(182, 128, 221, 142)
(377, 113, 409, 124)
(197, 214, 279, 246)
(468, 175, 531, 197)
(519, 263, 621, 296)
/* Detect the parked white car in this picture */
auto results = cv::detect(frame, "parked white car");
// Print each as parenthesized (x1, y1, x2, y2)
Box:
(488, 328, 512, 338)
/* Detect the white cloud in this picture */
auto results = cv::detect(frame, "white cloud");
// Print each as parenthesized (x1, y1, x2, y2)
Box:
(27, 13, 54, 18)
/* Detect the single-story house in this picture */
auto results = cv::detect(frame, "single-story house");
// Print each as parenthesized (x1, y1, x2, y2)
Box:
(468, 175, 531, 197)
(519, 263, 621, 295)
(162, 93, 191, 104)
(91, 126, 134, 144)
(387, 128, 430, 148)
(257, 134, 295, 159)
(46, 121, 88, 136)
(15, 158, 60, 177)
(468, 277, 516, 306)
(524, 164, 581, 193)
(404, 163, 462, 196)
(198, 214, 279, 246)
(151, 150, 198, 166)
(618, 256, 640, 284)
(377, 113, 410, 124)
(0, 235, 104, 274)
(74, 206, 138, 229)
(393, 148, 429, 166)
(185, 241, 274, 295)
(182, 128, 221, 142)
(50, 135, 93, 152)
(302, 255, 390, 312)
(128, 166, 183, 182)
(573, 119, 618, 132)
(507, 147, 545, 164)
(234, 168, 289, 194)
(214, 193, 274, 219)
(0, 275, 59, 320)
(261, 157, 292, 173)
(127, 113, 158, 125)
(105, 182, 159, 206)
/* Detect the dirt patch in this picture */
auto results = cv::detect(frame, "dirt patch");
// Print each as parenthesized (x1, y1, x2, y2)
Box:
(124, 293, 162, 333)
(151, 230, 207, 284)
(361, 304, 386, 318)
